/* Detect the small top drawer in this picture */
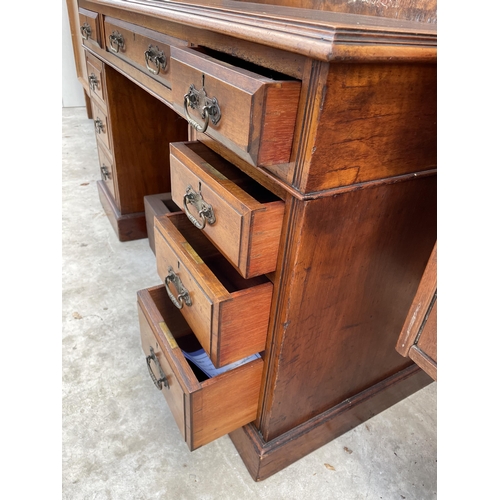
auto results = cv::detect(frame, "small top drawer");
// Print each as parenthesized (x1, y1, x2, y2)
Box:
(103, 17, 187, 87)
(154, 213, 273, 368)
(138, 285, 264, 450)
(170, 46, 301, 168)
(170, 142, 284, 279)
(78, 8, 101, 48)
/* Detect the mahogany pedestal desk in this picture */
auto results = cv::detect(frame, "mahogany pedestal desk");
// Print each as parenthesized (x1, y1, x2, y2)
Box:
(75, 0, 437, 481)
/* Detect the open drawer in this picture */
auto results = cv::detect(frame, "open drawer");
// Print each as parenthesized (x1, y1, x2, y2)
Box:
(138, 285, 264, 450)
(170, 141, 284, 278)
(154, 212, 273, 368)
(170, 46, 301, 167)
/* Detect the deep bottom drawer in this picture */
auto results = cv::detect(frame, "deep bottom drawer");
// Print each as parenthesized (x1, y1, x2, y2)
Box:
(138, 284, 264, 450)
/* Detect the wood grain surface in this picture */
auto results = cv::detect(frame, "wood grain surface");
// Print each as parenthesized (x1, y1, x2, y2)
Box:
(96, 180, 148, 241)
(138, 285, 264, 450)
(233, 0, 437, 23)
(396, 242, 437, 380)
(231, 363, 432, 481)
(81, 0, 437, 62)
(170, 141, 285, 277)
(170, 46, 301, 167)
(294, 62, 437, 192)
(104, 64, 188, 214)
(259, 173, 437, 440)
(155, 213, 273, 367)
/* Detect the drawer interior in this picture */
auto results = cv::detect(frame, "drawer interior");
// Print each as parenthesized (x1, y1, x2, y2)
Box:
(139, 284, 264, 449)
(143, 285, 263, 384)
(166, 213, 270, 292)
(192, 46, 298, 82)
(161, 198, 180, 212)
(179, 141, 281, 204)
(143, 286, 211, 382)
(146, 284, 192, 340)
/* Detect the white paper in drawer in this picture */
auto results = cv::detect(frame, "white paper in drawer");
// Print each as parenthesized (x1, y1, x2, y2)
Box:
(182, 348, 261, 378)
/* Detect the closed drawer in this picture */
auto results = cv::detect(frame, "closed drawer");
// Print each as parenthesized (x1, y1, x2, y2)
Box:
(170, 141, 284, 278)
(155, 213, 273, 368)
(78, 8, 101, 48)
(103, 17, 186, 87)
(138, 285, 264, 450)
(91, 99, 111, 150)
(170, 46, 301, 167)
(96, 143, 115, 199)
(85, 52, 106, 107)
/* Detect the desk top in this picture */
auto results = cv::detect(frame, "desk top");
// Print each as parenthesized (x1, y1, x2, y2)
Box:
(87, 0, 437, 62)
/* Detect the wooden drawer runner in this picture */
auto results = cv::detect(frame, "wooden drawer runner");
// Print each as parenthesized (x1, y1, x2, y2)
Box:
(170, 141, 284, 278)
(154, 213, 273, 368)
(78, 8, 101, 48)
(90, 99, 111, 150)
(170, 46, 301, 167)
(144, 193, 182, 255)
(85, 52, 106, 107)
(138, 285, 264, 450)
(103, 17, 187, 87)
(96, 143, 115, 199)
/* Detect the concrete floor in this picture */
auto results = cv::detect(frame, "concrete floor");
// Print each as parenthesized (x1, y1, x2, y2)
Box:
(62, 107, 437, 500)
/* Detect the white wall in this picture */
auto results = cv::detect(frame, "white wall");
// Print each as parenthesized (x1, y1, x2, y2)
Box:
(62, 0, 85, 107)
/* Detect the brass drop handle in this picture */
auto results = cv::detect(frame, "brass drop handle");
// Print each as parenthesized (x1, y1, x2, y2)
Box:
(109, 31, 124, 53)
(165, 266, 192, 309)
(144, 45, 167, 75)
(80, 23, 91, 40)
(146, 347, 169, 390)
(88, 73, 98, 91)
(184, 95, 209, 133)
(100, 164, 111, 180)
(94, 118, 104, 134)
(183, 84, 221, 133)
(183, 185, 216, 230)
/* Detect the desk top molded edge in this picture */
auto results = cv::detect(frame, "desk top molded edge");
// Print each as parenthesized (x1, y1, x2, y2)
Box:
(88, 0, 437, 62)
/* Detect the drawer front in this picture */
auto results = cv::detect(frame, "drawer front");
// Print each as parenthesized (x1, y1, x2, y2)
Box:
(170, 141, 284, 278)
(85, 52, 106, 106)
(170, 46, 301, 167)
(155, 213, 273, 368)
(96, 143, 115, 198)
(138, 285, 264, 450)
(103, 17, 186, 87)
(91, 100, 111, 150)
(78, 8, 101, 48)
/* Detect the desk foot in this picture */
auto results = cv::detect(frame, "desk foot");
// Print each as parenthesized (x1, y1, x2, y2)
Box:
(97, 181, 147, 241)
(229, 364, 432, 481)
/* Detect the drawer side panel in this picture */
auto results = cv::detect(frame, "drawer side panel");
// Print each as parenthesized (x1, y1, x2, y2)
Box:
(258, 82, 301, 166)
(189, 359, 263, 449)
(216, 282, 273, 365)
(138, 304, 187, 440)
